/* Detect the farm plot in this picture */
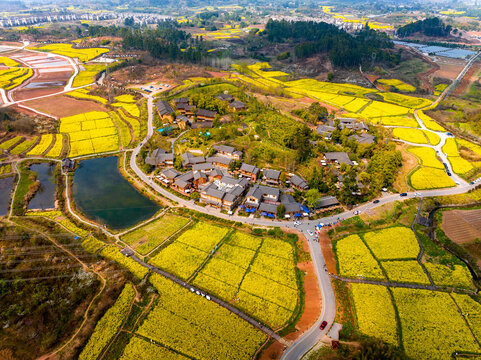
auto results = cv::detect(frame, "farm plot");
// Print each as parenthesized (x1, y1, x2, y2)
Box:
(32, 43, 109, 62)
(408, 147, 443, 169)
(417, 111, 446, 131)
(392, 128, 439, 145)
(112, 101, 140, 118)
(334, 234, 384, 279)
(101, 245, 148, 279)
(359, 100, 411, 118)
(377, 79, 416, 92)
(362, 226, 420, 260)
(0, 67, 33, 90)
(10, 136, 37, 155)
(381, 260, 431, 284)
(451, 293, 481, 342)
(135, 274, 267, 360)
(442, 138, 477, 175)
(149, 221, 230, 280)
(109, 111, 132, 148)
(59, 111, 119, 157)
(27, 134, 53, 156)
(368, 116, 419, 128)
(392, 288, 480, 360)
(381, 92, 431, 109)
(120, 337, 190, 360)
(424, 263, 474, 289)
(350, 284, 398, 345)
(66, 88, 107, 104)
(192, 231, 299, 328)
(45, 134, 64, 157)
(410, 167, 455, 189)
(121, 214, 190, 255)
(442, 209, 481, 244)
(0, 136, 22, 150)
(27, 210, 90, 237)
(73, 64, 105, 87)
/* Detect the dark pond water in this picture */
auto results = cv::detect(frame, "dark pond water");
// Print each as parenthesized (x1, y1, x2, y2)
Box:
(27, 163, 56, 210)
(73, 157, 160, 230)
(0, 176, 14, 216)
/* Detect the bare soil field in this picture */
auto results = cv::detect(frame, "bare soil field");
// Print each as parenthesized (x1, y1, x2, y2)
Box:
(393, 144, 418, 192)
(453, 61, 481, 96)
(112, 63, 213, 84)
(13, 86, 64, 101)
(23, 95, 107, 117)
(434, 59, 465, 81)
(441, 209, 481, 244)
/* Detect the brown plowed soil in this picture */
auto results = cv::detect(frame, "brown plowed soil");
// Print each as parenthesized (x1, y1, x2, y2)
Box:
(452, 61, 481, 96)
(442, 209, 481, 244)
(319, 229, 337, 274)
(23, 95, 107, 117)
(434, 60, 465, 81)
(14, 87, 64, 101)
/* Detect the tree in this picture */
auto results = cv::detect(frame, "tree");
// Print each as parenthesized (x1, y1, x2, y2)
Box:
(305, 189, 321, 207)
(190, 192, 200, 200)
(277, 204, 286, 218)
(327, 72, 334, 81)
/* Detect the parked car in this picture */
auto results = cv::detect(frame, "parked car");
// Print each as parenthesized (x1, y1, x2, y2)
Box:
(307, 230, 313, 236)
(373, 200, 380, 204)
(320, 321, 328, 330)
(400, 193, 408, 197)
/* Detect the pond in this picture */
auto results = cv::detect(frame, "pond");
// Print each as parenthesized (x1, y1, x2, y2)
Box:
(73, 156, 160, 230)
(0, 176, 14, 216)
(28, 163, 56, 210)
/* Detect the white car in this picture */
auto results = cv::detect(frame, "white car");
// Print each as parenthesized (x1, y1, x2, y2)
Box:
(307, 230, 314, 237)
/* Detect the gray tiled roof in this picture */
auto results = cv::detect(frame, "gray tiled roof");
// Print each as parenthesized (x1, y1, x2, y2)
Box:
(156, 100, 173, 115)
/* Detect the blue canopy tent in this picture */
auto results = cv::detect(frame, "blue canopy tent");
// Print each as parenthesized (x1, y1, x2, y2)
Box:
(261, 212, 267, 216)
(267, 213, 275, 218)
(294, 213, 302, 217)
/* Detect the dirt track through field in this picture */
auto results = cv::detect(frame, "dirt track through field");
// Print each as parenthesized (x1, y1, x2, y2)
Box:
(442, 209, 481, 244)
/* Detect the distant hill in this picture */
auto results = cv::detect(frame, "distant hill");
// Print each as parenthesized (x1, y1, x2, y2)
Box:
(397, 17, 452, 38)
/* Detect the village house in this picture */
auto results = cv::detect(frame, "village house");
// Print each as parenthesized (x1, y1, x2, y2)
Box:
(312, 196, 340, 212)
(228, 100, 247, 112)
(196, 108, 217, 121)
(176, 115, 191, 130)
(145, 148, 174, 167)
(192, 162, 215, 174)
(244, 184, 280, 208)
(176, 102, 196, 117)
(156, 100, 174, 122)
(280, 194, 302, 217)
(316, 124, 336, 140)
(62, 158, 74, 173)
(173, 97, 189, 106)
(216, 93, 234, 102)
(200, 176, 248, 211)
(348, 133, 376, 145)
(171, 171, 194, 195)
(158, 168, 181, 185)
(238, 163, 260, 182)
(324, 152, 353, 166)
(207, 156, 233, 170)
(263, 169, 282, 186)
(193, 171, 208, 187)
(214, 145, 242, 160)
(337, 118, 369, 131)
(289, 174, 309, 191)
(181, 152, 206, 168)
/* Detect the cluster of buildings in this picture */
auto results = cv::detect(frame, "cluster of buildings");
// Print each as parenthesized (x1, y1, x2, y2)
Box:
(0, 13, 116, 28)
(155, 94, 247, 130)
(0, 12, 172, 28)
(316, 117, 374, 144)
(147, 144, 340, 217)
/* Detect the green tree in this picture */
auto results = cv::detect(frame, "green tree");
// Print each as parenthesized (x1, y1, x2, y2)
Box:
(277, 204, 286, 218)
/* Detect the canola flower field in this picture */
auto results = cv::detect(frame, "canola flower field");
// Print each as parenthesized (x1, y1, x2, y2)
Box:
(149, 223, 300, 329)
(31, 43, 109, 62)
(130, 274, 267, 360)
(338, 226, 481, 360)
(59, 111, 119, 157)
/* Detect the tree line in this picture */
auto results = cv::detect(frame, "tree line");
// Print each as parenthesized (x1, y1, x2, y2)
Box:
(88, 24, 207, 63)
(262, 20, 398, 68)
(397, 17, 452, 38)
